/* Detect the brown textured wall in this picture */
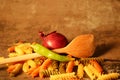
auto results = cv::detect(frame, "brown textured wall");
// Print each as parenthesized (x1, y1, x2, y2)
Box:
(0, 0, 120, 80)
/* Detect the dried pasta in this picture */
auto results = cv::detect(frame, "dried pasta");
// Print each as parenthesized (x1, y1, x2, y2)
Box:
(87, 64, 101, 77)
(22, 60, 36, 72)
(77, 63, 84, 78)
(59, 62, 67, 73)
(97, 73, 120, 80)
(40, 69, 60, 77)
(8, 53, 18, 57)
(80, 57, 104, 63)
(48, 60, 58, 71)
(50, 72, 76, 80)
(84, 65, 97, 80)
(15, 46, 24, 55)
(10, 63, 23, 77)
(3, 42, 120, 80)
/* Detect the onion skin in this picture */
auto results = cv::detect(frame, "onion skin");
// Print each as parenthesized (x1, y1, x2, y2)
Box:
(38, 31, 68, 50)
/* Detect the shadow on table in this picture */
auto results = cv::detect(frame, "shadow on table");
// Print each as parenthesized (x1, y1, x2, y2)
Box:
(93, 42, 116, 57)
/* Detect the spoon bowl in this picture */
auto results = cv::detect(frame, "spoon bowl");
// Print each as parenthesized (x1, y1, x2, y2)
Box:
(53, 34, 95, 58)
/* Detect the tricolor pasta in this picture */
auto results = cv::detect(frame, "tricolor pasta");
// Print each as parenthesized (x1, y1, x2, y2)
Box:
(1, 42, 119, 80)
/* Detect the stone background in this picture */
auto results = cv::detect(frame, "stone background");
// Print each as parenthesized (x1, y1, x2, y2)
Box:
(0, 0, 120, 80)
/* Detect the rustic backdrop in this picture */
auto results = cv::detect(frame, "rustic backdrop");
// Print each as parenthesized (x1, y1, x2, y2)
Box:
(0, 0, 120, 80)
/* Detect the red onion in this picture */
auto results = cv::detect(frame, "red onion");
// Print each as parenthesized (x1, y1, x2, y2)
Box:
(38, 31, 68, 49)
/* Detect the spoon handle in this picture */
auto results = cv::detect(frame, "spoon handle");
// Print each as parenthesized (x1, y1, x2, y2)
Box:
(0, 53, 41, 65)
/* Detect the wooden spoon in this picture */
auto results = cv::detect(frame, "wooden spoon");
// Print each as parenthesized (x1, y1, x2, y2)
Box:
(53, 34, 95, 58)
(0, 34, 95, 65)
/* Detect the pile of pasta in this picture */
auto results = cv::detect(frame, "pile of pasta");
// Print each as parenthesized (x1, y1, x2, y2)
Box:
(6, 42, 120, 80)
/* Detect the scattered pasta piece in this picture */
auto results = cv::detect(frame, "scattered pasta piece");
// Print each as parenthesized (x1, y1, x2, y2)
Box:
(48, 60, 58, 71)
(50, 72, 76, 80)
(87, 64, 101, 77)
(59, 62, 67, 73)
(84, 65, 97, 80)
(40, 69, 60, 77)
(9, 63, 23, 77)
(80, 57, 104, 63)
(66, 60, 75, 73)
(97, 73, 120, 80)
(90, 60, 103, 73)
(77, 63, 84, 78)
(22, 60, 36, 73)
(31, 66, 41, 78)
(39, 59, 52, 78)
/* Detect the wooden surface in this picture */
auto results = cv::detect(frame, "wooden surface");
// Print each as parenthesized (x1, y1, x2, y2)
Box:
(0, 0, 120, 80)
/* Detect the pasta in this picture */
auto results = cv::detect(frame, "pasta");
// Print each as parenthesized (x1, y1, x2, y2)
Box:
(58, 62, 67, 73)
(48, 60, 59, 71)
(8, 53, 18, 57)
(84, 65, 97, 80)
(3, 42, 120, 80)
(80, 57, 104, 63)
(66, 60, 75, 73)
(15, 46, 24, 55)
(97, 73, 120, 80)
(87, 64, 101, 77)
(50, 72, 76, 80)
(39, 59, 52, 78)
(90, 60, 103, 73)
(10, 63, 23, 77)
(77, 63, 84, 78)
(40, 69, 60, 77)
(22, 60, 36, 72)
